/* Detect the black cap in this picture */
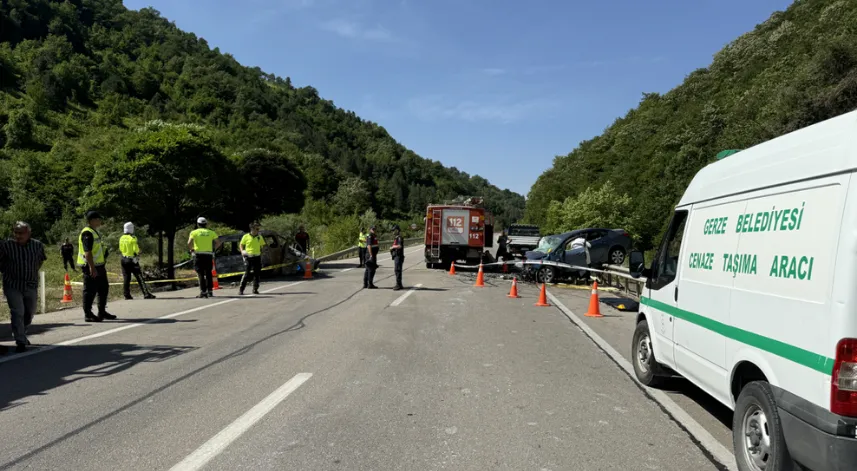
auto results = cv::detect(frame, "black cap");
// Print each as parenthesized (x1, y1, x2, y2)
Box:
(86, 211, 102, 221)
(392, 224, 400, 231)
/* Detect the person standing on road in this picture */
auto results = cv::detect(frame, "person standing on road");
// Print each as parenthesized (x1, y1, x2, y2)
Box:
(239, 222, 266, 296)
(357, 228, 367, 268)
(119, 222, 156, 300)
(295, 225, 310, 255)
(188, 217, 222, 299)
(0, 222, 47, 353)
(390, 225, 404, 291)
(496, 229, 509, 262)
(363, 226, 379, 289)
(60, 238, 75, 272)
(79, 211, 116, 323)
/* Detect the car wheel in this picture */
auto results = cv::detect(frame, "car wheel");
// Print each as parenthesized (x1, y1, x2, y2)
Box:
(631, 320, 665, 386)
(538, 266, 556, 284)
(609, 247, 626, 265)
(733, 381, 796, 471)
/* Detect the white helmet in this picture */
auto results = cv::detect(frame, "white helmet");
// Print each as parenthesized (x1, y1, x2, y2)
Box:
(197, 217, 207, 225)
(124, 222, 134, 234)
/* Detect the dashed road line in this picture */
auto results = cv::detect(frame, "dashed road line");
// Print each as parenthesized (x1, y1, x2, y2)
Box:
(390, 283, 423, 307)
(168, 373, 312, 471)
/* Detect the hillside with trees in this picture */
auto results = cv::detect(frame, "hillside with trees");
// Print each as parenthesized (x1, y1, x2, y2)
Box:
(0, 0, 524, 268)
(525, 0, 857, 249)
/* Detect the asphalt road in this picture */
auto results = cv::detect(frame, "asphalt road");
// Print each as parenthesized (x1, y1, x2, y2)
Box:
(0, 247, 721, 471)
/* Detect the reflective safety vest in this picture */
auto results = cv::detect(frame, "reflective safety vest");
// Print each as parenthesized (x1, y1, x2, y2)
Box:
(119, 234, 140, 258)
(240, 233, 266, 257)
(189, 228, 219, 254)
(77, 226, 105, 266)
(358, 232, 367, 248)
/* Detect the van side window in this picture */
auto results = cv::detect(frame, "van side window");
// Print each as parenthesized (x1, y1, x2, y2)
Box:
(651, 210, 688, 290)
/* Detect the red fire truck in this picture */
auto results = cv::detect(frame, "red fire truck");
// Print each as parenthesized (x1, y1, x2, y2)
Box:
(424, 197, 494, 269)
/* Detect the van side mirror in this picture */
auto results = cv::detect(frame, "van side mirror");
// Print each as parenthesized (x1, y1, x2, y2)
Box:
(629, 250, 647, 278)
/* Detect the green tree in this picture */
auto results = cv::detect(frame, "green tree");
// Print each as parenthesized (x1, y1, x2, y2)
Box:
(4, 109, 34, 148)
(228, 148, 307, 227)
(82, 124, 234, 279)
(333, 177, 371, 216)
(544, 181, 637, 239)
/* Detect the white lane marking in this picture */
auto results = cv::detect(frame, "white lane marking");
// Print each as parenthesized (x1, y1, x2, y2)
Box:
(341, 268, 354, 273)
(169, 373, 312, 471)
(545, 291, 737, 470)
(390, 283, 423, 307)
(0, 281, 306, 365)
(261, 281, 305, 294)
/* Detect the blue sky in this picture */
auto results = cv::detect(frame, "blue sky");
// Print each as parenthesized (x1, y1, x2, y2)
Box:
(124, 0, 794, 197)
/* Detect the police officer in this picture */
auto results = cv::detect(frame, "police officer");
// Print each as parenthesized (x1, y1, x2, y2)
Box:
(79, 211, 116, 322)
(119, 222, 156, 300)
(357, 228, 367, 268)
(390, 224, 404, 290)
(187, 217, 222, 298)
(239, 222, 266, 295)
(363, 225, 379, 289)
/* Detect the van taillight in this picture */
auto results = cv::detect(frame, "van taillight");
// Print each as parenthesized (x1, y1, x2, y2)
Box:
(831, 338, 857, 417)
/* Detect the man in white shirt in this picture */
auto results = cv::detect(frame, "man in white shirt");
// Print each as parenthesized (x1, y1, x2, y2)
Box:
(569, 236, 591, 266)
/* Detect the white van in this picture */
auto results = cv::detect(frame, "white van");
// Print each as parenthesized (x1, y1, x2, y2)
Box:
(628, 110, 857, 471)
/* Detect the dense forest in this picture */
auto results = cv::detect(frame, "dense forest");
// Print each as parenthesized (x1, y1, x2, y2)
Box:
(0, 0, 525, 265)
(526, 0, 857, 250)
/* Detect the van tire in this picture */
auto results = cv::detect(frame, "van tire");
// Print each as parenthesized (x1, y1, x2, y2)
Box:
(733, 381, 795, 471)
(632, 320, 665, 386)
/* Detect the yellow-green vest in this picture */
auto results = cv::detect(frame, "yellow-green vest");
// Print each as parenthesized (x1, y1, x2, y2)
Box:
(119, 234, 140, 258)
(77, 226, 105, 266)
(189, 228, 218, 254)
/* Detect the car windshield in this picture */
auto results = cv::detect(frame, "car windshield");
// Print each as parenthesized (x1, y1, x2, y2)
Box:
(536, 235, 564, 253)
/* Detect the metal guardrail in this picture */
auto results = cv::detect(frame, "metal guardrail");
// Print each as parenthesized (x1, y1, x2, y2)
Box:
(317, 237, 423, 263)
(601, 264, 644, 299)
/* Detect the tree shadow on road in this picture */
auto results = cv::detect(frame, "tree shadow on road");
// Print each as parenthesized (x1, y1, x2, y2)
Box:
(0, 343, 197, 413)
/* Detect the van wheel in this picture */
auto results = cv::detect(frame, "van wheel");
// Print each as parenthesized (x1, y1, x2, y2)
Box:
(733, 381, 794, 471)
(632, 320, 665, 386)
(609, 247, 626, 265)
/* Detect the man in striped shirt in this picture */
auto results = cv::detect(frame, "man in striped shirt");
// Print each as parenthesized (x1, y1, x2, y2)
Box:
(0, 222, 46, 353)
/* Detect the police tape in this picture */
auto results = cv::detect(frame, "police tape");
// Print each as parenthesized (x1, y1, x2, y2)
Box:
(448, 259, 623, 277)
(68, 261, 309, 286)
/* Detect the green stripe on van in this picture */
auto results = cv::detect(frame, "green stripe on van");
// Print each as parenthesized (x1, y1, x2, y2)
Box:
(640, 297, 835, 375)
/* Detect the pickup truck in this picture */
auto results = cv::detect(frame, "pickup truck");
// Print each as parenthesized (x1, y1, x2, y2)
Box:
(506, 224, 541, 257)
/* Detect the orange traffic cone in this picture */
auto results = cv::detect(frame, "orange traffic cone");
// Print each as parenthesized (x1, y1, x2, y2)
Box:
(211, 268, 221, 290)
(448, 263, 456, 275)
(61, 273, 73, 303)
(535, 283, 551, 307)
(507, 277, 520, 298)
(303, 258, 313, 279)
(474, 264, 485, 287)
(585, 281, 604, 317)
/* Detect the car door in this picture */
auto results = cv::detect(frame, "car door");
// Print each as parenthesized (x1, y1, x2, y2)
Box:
(641, 210, 689, 370)
(586, 230, 610, 264)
